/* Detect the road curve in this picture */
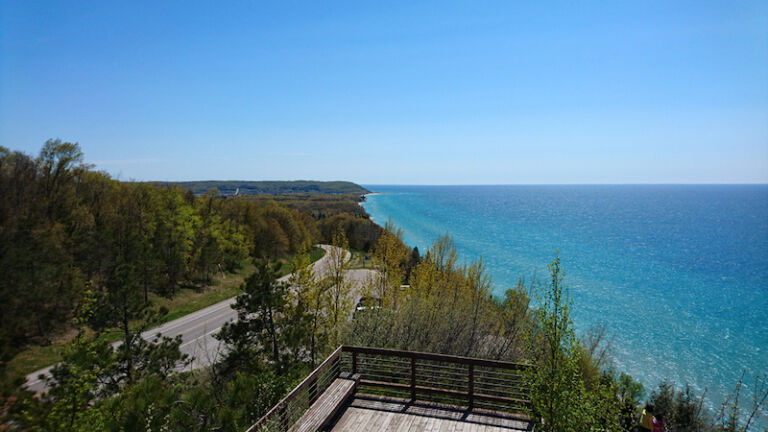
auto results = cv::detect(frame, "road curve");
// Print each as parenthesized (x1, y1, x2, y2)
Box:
(25, 245, 377, 393)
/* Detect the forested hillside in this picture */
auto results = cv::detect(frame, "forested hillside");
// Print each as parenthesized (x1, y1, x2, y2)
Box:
(0, 140, 380, 374)
(162, 180, 369, 196)
(240, 193, 381, 251)
(0, 141, 385, 430)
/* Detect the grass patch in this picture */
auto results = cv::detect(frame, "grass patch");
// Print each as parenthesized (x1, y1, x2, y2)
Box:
(5, 342, 68, 386)
(275, 246, 326, 276)
(153, 260, 255, 323)
(310, 246, 326, 263)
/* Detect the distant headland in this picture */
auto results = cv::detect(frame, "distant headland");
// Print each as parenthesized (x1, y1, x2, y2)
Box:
(153, 180, 370, 196)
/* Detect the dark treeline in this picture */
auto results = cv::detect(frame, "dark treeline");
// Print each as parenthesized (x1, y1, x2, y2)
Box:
(0, 140, 379, 363)
(162, 180, 368, 196)
(241, 193, 369, 219)
(239, 193, 380, 251)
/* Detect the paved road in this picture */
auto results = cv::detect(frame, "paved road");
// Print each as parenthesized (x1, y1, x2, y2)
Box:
(25, 245, 377, 393)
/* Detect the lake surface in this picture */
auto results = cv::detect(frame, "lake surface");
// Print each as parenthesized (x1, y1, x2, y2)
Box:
(362, 185, 768, 411)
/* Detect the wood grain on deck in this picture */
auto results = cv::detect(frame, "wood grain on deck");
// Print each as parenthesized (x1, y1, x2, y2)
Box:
(329, 395, 532, 432)
(291, 375, 357, 432)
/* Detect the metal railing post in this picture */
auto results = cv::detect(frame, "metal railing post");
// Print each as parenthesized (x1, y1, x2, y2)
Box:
(468, 364, 475, 410)
(410, 357, 416, 402)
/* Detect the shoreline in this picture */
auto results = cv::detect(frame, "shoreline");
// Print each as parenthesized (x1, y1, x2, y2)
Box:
(357, 185, 768, 423)
(359, 192, 384, 224)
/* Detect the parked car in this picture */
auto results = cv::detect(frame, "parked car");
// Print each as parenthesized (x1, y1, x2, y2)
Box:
(354, 296, 381, 318)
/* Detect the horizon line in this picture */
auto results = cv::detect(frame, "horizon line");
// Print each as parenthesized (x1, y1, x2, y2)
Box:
(361, 182, 768, 186)
(126, 180, 768, 186)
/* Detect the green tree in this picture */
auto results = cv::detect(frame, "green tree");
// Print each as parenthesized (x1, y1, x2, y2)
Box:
(324, 224, 353, 348)
(289, 252, 327, 366)
(17, 286, 186, 431)
(526, 253, 621, 432)
(218, 260, 310, 372)
(616, 372, 645, 430)
(191, 192, 225, 283)
(129, 183, 160, 303)
(154, 188, 198, 296)
(372, 221, 409, 301)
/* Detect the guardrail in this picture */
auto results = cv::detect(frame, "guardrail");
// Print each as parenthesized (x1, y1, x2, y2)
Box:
(247, 346, 531, 431)
(246, 346, 343, 432)
(340, 346, 531, 414)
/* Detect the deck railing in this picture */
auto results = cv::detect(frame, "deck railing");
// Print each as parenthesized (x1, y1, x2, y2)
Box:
(246, 346, 531, 431)
(246, 346, 343, 432)
(340, 346, 531, 415)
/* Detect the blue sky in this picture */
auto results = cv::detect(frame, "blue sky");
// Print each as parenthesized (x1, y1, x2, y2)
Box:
(1, 1, 766, 184)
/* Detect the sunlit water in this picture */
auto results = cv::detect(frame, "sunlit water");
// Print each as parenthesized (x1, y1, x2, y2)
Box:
(362, 185, 768, 415)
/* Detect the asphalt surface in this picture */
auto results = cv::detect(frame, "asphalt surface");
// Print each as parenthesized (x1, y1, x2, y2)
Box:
(25, 245, 377, 393)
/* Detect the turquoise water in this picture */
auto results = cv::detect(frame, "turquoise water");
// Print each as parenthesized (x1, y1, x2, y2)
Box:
(362, 185, 768, 412)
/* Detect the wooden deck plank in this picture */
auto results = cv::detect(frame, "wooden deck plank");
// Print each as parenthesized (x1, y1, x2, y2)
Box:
(386, 407, 409, 432)
(330, 408, 357, 431)
(393, 407, 418, 432)
(338, 408, 361, 432)
(346, 407, 371, 432)
(349, 408, 371, 432)
(442, 416, 460, 432)
(329, 395, 532, 432)
(423, 415, 438, 432)
(377, 407, 397, 431)
(407, 412, 430, 432)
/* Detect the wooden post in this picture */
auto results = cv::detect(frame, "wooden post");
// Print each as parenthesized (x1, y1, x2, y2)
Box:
(352, 351, 358, 375)
(410, 357, 417, 402)
(468, 364, 475, 410)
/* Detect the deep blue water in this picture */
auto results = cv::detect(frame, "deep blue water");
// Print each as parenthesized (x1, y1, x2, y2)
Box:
(362, 185, 768, 412)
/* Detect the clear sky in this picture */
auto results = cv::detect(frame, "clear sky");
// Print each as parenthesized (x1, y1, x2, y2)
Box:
(1, 1, 767, 184)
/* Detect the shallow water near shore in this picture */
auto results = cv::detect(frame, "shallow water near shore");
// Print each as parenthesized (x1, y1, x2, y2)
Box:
(361, 184, 768, 414)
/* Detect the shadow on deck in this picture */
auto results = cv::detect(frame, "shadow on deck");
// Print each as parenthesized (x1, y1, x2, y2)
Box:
(330, 394, 532, 431)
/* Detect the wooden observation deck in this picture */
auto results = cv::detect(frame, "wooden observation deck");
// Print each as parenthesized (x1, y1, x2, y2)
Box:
(246, 346, 534, 432)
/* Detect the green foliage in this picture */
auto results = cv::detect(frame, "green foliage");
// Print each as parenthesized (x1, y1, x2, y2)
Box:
(318, 212, 381, 252)
(217, 260, 311, 372)
(346, 234, 533, 360)
(164, 180, 369, 196)
(615, 372, 646, 430)
(645, 379, 713, 431)
(372, 221, 410, 300)
(0, 141, 88, 345)
(617, 372, 646, 403)
(14, 288, 189, 431)
(17, 367, 293, 432)
(0, 141, 317, 358)
(325, 225, 354, 348)
(244, 192, 370, 220)
(525, 253, 622, 432)
(289, 251, 328, 366)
